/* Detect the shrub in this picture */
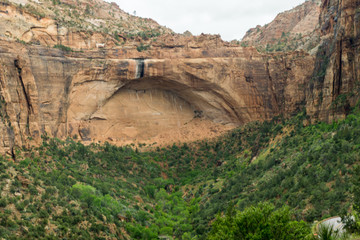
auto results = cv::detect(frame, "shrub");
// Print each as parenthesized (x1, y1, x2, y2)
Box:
(208, 202, 311, 240)
(53, 44, 73, 52)
(314, 223, 349, 240)
(136, 43, 150, 52)
(0, 198, 7, 207)
(24, 4, 45, 18)
(28, 184, 38, 195)
(15, 202, 25, 211)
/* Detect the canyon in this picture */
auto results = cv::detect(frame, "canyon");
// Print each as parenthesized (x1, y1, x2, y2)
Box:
(0, 0, 359, 156)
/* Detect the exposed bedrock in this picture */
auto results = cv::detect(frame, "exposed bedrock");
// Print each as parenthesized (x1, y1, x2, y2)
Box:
(0, 42, 314, 154)
(0, 0, 359, 156)
(305, 0, 360, 122)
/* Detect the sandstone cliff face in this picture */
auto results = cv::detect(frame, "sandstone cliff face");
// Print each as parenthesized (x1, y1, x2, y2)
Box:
(0, 40, 314, 155)
(305, 0, 360, 122)
(240, 0, 360, 122)
(0, 0, 359, 155)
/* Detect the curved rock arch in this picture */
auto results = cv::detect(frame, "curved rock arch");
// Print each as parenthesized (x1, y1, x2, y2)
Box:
(66, 60, 242, 143)
(63, 54, 314, 144)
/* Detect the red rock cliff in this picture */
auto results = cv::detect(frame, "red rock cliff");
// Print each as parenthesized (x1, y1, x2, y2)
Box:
(305, 0, 360, 122)
(0, 0, 359, 156)
(0, 39, 314, 155)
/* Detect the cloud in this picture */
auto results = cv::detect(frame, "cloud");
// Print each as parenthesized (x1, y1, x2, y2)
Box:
(110, 0, 306, 41)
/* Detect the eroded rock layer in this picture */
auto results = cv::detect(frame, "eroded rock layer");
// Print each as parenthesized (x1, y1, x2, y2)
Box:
(0, 41, 314, 154)
(0, 0, 359, 155)
(306, 0, 360, 122)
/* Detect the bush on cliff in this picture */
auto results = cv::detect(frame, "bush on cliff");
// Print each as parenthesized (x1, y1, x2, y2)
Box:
(53, 44, 73, 52)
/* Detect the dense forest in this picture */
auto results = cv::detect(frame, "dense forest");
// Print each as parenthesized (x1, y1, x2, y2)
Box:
(1, 105, 360, 239)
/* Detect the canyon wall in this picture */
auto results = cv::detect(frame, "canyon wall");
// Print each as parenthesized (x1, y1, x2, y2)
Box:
(0, 0, 359, 155)
(306, 0, 360, 122)
(0, 40, 314, 155)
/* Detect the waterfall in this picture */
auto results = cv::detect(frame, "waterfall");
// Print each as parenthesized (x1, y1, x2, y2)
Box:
(134, 59, 145, 79)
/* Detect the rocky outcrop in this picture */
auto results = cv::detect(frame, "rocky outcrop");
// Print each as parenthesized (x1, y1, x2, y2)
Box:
(0, 40, 314, 155)
(305, 0, 360, 122)
(0, 0, 172, 50)
(241, 0, 322, 52)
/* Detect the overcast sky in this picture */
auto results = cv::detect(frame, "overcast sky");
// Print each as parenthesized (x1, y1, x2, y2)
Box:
(109, 0, 306, 41)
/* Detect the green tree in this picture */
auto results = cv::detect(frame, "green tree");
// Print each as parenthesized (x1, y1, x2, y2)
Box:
(342, 166, 360, 233)
(208, 202, 311, 240)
